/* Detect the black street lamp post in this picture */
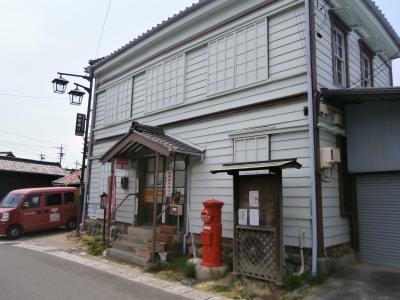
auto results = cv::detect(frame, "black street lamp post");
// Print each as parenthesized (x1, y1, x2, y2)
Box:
(51, 65, 94, 236)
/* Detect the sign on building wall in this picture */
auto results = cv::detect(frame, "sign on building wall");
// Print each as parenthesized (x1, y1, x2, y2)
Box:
(75, 113, 86, 136)
(165, 170, 174, 197)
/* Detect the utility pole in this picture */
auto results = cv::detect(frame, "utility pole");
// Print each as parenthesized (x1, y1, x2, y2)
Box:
(56, 145, 65, 166)
(75, 161, 81, 170)
(38, 153, 45, 161)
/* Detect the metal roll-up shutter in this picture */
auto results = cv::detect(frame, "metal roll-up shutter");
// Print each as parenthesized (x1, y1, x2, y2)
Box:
(357, 173, 400, 267)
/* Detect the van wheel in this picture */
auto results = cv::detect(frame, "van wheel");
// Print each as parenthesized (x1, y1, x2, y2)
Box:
(65, 218, 77, 231)
(7, 225, 23, 240)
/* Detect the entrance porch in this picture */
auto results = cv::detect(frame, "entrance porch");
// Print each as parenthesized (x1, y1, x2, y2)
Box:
(100, 122, 203, 265)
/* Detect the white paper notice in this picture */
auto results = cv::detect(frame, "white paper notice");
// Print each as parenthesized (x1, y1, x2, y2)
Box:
(249, 209, 259, 226)
(249, 190, 259, 207)
(238, 209, 248, 225)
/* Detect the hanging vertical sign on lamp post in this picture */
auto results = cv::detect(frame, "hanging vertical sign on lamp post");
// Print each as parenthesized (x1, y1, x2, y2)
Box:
(75, 113, 86, 136)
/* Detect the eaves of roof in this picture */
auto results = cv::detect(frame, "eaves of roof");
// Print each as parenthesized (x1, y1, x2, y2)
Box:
(92, 0, 214, 70)
(362, 0, 400, 50)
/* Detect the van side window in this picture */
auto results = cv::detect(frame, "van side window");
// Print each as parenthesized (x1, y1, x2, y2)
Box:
(45, 193, 62, 206)
(64, 192, 74, 204)
(23, 195, 41, 209)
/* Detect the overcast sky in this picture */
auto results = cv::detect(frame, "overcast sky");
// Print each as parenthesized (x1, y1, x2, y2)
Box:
(0, 0, 399, 169)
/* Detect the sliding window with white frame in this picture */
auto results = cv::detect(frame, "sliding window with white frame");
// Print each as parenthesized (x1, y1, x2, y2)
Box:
(234, 135, 269, 163)
(145, 54, 185, 112)
(207, 18, 268, 95)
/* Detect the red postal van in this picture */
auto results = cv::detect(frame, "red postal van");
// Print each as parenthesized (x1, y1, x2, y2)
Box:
(0, 187, 78, 239)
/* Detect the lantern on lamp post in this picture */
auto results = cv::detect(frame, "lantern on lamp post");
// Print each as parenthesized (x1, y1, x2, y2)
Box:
(51, 68, 94, 237)
(68, 84, 85, 106)
(51, 76, 69, 94)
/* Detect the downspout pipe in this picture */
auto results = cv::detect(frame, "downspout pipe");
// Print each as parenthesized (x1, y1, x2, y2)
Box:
(305, 0, 318, 276)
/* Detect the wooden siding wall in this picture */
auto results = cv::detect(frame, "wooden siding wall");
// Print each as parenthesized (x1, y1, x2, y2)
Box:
(319, 129, 350, 247)
(87, 2, 313, 247)
(92, 5, 307, 140)
(166, 99, 311, 246)
(87, 161, 137, 224)
(314, 0, 391, 90)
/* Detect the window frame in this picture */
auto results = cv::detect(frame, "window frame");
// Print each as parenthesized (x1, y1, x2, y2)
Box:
(207, 17, 269, 96)
(144, 54, 186, 113)
(233, 135, 270, 163)
(22, 195, 42, 209)
(64, 192, 75, 205)
(330, 14, 349, 87)
(359, 40, 374, 87)
(45, 193, 63, 207)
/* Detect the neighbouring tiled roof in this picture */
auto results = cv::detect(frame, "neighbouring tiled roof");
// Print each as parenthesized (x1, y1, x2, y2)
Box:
(52, 170, 81, 186)
(92, 0, 214, 69)
(0, 151, 15, 158)
(0, 156, 66, 176)
(92, 0, 400, 70)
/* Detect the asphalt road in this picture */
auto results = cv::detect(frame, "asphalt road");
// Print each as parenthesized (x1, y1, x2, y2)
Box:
(0, 243, 187, 300)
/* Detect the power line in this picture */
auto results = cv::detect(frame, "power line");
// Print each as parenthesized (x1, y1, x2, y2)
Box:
(344, 50, 400, 90)
(0, 140, 55, 149)
(95, 0, 112, 57)
(0, 129, 61, 145)
(0, 93, 68, 100)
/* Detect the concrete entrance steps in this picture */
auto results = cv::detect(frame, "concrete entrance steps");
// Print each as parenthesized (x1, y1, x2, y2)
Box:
(107, 225, 177, 267)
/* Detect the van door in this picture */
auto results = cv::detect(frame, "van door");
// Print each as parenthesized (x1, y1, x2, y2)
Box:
(43, 193, 63, 228)
(62, 192, 76, 225)
(20, 194, 45, 232)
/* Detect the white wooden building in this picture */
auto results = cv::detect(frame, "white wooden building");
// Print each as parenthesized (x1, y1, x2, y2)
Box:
(84, 0, 400, 273)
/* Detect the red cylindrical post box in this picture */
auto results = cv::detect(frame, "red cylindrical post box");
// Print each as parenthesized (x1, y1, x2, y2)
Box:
(200, 199, 224, 267)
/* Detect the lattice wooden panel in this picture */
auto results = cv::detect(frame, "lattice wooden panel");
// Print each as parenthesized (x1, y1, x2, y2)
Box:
(236, 226, 279, 281)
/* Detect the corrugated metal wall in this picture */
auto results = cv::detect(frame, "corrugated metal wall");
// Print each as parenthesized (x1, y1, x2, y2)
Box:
(357, 173, 400, 267)
(346, 101, 400, 173)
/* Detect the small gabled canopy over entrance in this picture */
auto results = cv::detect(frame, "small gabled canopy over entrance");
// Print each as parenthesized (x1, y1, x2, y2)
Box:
(210, 158, 302, 175)
(101, 122, 204, 163)
(321, 87, 400, 108)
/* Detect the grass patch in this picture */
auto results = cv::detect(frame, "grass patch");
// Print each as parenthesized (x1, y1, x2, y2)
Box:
(283, 273, 326, 291)
(147, 256, 196, 281)
(195, 275, 257, 299)
(78, 234, 106, 256)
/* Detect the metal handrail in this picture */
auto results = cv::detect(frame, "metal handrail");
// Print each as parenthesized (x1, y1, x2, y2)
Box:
(156, 202, 172, 221)
(114, 193, 137, 213)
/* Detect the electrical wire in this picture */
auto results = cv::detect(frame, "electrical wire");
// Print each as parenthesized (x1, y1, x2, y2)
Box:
(95, 0, 112, 57)
(0, 140, 55, 149)
(343, 50, 400, 90)
(0, 129, 61, 145)
(0, 93, 68, 100)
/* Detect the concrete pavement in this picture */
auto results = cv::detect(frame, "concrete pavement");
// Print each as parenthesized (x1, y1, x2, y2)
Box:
(0, 235, 228, 300)
(0, 243, 188, 300)
(304, 262, 400, 300)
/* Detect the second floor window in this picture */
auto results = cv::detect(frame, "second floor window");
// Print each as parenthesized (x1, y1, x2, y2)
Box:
(145, 55, 185, 112)
(361, 52, 373, 87)
(234, 136, 269, 163)
(332, 26, 346, 87)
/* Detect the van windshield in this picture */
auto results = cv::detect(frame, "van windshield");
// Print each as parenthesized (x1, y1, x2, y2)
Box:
(0, 193, 24, 208)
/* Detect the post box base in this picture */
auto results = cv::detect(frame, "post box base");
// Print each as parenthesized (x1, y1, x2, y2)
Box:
(190, 258, 228, 282)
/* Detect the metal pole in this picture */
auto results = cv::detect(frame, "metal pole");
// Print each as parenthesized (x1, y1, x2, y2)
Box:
(152, 153, 160, 261)
(305, 0, 318, 276)
(76, 66, 94, 236)
(103, 206, 106, 241)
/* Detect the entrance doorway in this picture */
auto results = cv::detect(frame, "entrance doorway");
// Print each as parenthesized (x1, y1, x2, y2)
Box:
(140, 155, 186, 227)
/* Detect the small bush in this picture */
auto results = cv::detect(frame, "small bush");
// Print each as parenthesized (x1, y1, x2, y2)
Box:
(147, 261, 169, 273)
(184, 262, 196, 279)
(79, 234, 106, 256)
(283, 273, 326, 291)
